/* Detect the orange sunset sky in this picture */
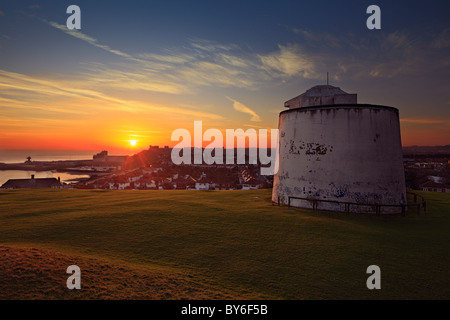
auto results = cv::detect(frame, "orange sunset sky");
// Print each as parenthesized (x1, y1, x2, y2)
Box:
(0, 1, 449, 155)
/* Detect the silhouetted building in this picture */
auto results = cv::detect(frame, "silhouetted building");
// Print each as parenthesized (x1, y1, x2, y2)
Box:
(420, 181, 450, 193)
(1, 175, 62, 189)
(92, 150, 127, 165)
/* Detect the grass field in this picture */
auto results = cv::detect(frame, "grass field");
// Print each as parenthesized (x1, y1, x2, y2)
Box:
(0, 188, 449, 300)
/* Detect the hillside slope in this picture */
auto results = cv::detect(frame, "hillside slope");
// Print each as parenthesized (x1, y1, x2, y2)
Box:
(0, 245, 242, 299)
(0, 189, 449, 299)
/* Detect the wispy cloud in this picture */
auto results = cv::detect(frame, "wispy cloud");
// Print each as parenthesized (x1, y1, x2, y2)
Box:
(0, 69, 223, 120)
(226, 96, 260, 122)
(42, 19, 321, 92)
(137, 52, 194, 64)
(290, 27, 343, 49)
(45, 20, 133, 59)
(432, 28, 450, 49)
(75, 63, 191, 95)
(190, 38, 238, 52)
(0, 10, 5, 16)
(259, 43, 316, 79)
(288, 27, 449, 80)
(43, 21, 263, 93)
(37, 18, 450, 106)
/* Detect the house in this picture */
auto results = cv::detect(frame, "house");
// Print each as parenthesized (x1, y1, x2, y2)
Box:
(135, 179, 157, 189)
(241, 177, 264, 190)
(1, 175, 63, 189)
(195, 182, 209, 190)
(195, 182, 215, 190)
(93, 150, 128, 166)
(420, 181, 450, 193)
(128, 174, 143, 183)
(172, 177, 188, 190)
(215, 183, 234, 190)
(241, 184, 260, 190)
(109, 182, 130, 190)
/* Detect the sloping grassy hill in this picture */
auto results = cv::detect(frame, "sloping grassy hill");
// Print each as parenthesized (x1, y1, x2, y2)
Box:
(0, 188, 449, 299)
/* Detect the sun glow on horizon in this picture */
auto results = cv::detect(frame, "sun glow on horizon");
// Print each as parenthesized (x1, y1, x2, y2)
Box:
(129, 140, 137, 147)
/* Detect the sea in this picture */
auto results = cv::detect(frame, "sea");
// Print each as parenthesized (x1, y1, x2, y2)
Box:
(0, 150, 96, 186)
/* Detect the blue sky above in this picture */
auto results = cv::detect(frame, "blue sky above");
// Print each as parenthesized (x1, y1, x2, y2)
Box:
(0, 0, 449, 149)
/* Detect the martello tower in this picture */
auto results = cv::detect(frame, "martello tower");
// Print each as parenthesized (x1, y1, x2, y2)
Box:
(272, 85, 406, 214)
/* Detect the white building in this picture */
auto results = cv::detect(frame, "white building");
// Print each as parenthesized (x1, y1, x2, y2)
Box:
(195, 182, 213, 190)
(273, 85, 406, 214)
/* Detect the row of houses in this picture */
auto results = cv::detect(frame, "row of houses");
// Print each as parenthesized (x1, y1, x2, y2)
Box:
(3, 174, 447, 193)
(81, 176, 252, 191)
(76, 165, 265, 190)
(420, 181, 450, 193)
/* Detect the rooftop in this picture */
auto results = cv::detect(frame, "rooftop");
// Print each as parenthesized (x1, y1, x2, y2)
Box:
(1, 177, 62, 189)
(420, 181, 450, 189)
(284, 85, 357, 109)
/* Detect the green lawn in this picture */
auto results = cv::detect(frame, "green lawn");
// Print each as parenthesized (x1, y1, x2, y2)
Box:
(0, 188, 449, 299)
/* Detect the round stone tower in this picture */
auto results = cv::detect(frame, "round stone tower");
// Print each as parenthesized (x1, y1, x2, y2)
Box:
(272, 85, 406, 214)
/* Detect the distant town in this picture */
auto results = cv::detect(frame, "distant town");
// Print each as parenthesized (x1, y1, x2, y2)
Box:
(1, 145, 449, 193)
(0, 146, 273, 191)
(403, 145, 450, 193)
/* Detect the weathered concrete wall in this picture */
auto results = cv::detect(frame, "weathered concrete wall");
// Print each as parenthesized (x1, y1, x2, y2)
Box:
(272, 105, 406, 214)
(333, 94, 357, 105)
(295, 94, 358, 108)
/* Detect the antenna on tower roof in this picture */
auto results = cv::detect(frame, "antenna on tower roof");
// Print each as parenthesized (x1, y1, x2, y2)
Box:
(327, 72, 329, 86)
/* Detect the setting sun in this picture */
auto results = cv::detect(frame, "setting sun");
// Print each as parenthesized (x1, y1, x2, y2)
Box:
(129, 140, 137, 146)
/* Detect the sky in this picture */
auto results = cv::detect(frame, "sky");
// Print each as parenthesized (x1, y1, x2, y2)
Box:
(0, 0, 449, 153)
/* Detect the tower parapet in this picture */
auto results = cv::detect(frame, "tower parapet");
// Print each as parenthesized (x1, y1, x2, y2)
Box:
(284, 85, 357, 109)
